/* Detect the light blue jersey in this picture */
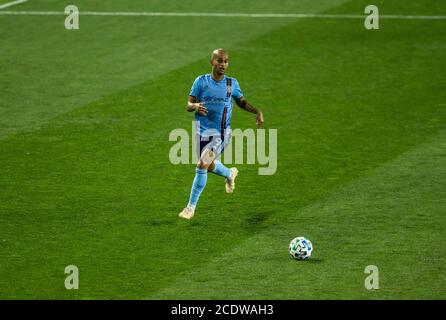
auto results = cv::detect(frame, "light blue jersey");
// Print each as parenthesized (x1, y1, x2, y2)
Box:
(189, 74, 244, 136)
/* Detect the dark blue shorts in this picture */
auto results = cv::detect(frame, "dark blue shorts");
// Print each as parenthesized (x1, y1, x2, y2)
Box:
(196, 129, 231, 159)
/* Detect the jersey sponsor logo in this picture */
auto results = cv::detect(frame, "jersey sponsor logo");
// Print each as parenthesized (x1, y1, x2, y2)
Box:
(203, 96, 230, 104)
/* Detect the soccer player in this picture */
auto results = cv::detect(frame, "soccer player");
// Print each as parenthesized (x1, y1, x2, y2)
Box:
(179, 49, 264, 220)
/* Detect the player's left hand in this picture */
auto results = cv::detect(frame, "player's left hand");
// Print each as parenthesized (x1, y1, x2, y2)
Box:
(256, 111, 264, 128)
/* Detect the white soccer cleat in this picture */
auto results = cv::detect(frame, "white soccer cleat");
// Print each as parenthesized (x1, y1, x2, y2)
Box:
(179, 206, 195, 220)
(225, 167, 238, 193)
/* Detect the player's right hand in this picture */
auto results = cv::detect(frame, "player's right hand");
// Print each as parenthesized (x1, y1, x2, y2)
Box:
(195, 102, 208, 116)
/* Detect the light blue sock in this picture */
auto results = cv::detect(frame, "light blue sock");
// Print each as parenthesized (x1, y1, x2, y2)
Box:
(211, 160, 231, 179)
(188, 168, 208, 208)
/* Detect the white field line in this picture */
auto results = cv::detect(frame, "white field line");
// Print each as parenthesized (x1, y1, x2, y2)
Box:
(0, 0, 28, 10)
(0, 11, 445, 20)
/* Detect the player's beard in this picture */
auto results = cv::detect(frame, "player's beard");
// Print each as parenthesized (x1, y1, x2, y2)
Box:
(212, 65, 226, 78)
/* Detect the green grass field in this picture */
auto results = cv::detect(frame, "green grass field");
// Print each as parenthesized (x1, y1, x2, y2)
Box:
(0, 0, 445, 299)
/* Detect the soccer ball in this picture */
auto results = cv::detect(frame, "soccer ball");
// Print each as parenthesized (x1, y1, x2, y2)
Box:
(289, 237, 313, 260)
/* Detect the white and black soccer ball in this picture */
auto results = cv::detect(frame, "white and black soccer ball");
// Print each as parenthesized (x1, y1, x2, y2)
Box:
(289, 237, 313, 260)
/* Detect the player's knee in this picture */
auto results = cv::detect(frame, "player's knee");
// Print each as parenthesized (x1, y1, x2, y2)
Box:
(198, 149, 215, 169)
(207, 161, 215, 172)
(197, 160, 209, 169)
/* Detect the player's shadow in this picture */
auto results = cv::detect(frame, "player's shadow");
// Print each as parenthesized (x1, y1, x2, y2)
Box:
(147, 219, 175, 226)
(295, 258, 324, 264)
(241, 210, 275, 232)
